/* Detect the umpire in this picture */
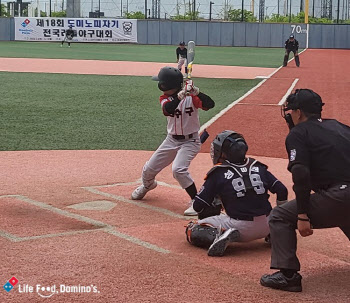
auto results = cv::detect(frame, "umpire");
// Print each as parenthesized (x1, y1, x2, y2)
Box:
(260, 89, 350, 292)
(283, 34, 300, 67)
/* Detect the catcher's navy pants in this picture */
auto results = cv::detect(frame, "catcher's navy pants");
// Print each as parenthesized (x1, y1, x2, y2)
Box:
(268, 183, 350, 271)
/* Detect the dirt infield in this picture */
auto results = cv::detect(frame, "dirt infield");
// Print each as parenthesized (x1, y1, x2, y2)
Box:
(201, 49, 350, 158)
(1, 150, 349, 302)
(0, 57, 275, 79)
(1, 50, 349, 302)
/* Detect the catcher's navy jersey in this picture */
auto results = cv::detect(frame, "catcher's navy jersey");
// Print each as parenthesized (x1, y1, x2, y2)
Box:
(193, 158, 287, 219)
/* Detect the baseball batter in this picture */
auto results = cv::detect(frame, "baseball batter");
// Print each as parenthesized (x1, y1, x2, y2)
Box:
(186, 130, 288, 256)
(176, 42, 188, 78)
(131, 66, 215, 216)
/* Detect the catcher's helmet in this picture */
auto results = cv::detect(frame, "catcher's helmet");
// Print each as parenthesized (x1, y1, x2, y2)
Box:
(210, 130, 248, 165)
(152, 66, 183, 91)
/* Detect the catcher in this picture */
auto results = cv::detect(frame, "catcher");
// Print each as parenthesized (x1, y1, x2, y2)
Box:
(61, 25, 74, 48)
(186, 130, 288, 257)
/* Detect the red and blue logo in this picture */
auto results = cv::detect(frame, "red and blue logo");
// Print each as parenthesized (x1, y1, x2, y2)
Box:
(21, 19, 30, 28)
(3, 277, 18, 292)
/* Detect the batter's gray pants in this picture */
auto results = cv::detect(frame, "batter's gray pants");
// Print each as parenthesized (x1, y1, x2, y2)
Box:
(269, 183, 350, 271)
(142, 134, 201, 189)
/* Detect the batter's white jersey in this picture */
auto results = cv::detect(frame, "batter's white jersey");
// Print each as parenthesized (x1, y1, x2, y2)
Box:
(160, 94, 204, 135)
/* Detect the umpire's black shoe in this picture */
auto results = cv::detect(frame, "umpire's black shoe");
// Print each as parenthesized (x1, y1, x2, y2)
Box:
(260, 271, 302, 292)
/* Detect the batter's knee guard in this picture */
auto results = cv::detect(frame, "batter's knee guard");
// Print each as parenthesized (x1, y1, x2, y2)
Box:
(186, 222, 220, 248)
(283, 54, 289, 66)
(295, 55, 300, 67)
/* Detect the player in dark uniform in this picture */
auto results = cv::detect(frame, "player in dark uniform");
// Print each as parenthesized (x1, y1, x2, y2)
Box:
(283, 34, 300, 67)
(185, 130, 288, 257)
(260, 89, 350, 292)
(61, 25, 74, 48)
(176, 42, 188, 78)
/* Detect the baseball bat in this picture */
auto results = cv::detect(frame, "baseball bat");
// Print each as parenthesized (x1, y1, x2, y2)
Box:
(187, 41, 195, 79)
(200, 129, 209, 144)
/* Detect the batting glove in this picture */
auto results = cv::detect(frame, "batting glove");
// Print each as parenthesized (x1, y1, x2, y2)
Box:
(185, 80, 200, 96)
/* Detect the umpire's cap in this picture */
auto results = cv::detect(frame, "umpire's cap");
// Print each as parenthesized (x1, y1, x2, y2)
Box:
(285, 89, 325, 114)
(152, 66, 183, 91)
(179, 41, 185, 46)
(289, 34, 294, 39)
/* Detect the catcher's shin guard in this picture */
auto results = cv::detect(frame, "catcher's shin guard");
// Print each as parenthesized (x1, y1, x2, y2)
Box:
(186, 222, 219, 248)
(295, 55, 300, 67)
(283, 54, 289, 67)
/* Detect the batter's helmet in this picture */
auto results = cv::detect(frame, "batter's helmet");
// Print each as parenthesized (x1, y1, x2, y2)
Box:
(210, 130, 248, 165)
(152, 66, 183, 91)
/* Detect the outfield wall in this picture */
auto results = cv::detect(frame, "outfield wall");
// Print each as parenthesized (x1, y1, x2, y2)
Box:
(0, 18, 349, 49)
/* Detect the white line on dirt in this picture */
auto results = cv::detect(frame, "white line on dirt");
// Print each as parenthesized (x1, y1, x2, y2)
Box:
(237, 103, 280, 106)
(278, 78, 299, 105)
(199, 78, 268, 132)
(83, 187, 187, 219)
(0, 194, 170, 253)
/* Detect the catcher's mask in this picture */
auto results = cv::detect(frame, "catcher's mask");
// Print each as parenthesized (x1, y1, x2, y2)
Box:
(281, 89, 324, 130)
(152, 66, 183, 92)
(210, 130, 248, 165)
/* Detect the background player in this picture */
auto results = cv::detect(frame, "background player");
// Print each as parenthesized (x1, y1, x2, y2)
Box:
(283, 34, 300, 67)
(61, 25, 74, 48)
(131, 66, 215, 216)
(186, 130, 288, 257)
(176, 42, 188, 78)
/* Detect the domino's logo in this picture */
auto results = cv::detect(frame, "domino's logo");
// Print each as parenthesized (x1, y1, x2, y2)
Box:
(3, 276, 19, 292)
(21, 19, 30, 27)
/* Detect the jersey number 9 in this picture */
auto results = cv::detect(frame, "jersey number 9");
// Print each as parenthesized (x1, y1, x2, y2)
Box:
(231, 174, 265, 197)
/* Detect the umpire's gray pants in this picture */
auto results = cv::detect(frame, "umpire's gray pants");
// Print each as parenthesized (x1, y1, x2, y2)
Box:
(269, 183, 350, 271)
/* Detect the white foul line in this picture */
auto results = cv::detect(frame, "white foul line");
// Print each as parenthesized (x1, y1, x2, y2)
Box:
(278, 78, 299, 105)
(199, 49, 309, 133)
(199, 78, 268, 132)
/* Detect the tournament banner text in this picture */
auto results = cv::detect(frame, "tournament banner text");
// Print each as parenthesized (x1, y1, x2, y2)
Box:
(14, 18, 137, 43)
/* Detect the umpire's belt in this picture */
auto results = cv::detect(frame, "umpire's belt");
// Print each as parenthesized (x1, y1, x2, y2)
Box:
(172, 133, 194, 140)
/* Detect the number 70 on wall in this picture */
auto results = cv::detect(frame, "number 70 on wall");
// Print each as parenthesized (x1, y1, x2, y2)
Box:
(291, 25, 308, 34)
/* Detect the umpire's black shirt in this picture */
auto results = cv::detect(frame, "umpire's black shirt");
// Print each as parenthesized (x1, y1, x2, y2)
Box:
(285, 39, 299, 51)
(286, 118, 350, 192)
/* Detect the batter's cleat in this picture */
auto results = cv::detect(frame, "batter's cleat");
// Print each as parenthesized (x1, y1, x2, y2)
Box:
(207, 228, 240, 257)
(260, 271, 302, 292)
(131, 181, 157, 200)
(184, 203, 197, 216)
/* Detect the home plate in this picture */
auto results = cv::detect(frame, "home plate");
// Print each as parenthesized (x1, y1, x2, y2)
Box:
(67, 200, 116, 211)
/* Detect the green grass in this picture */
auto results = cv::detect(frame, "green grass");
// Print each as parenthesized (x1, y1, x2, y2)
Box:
(0, 71, 260, 151)
(0, 41, 285, 67)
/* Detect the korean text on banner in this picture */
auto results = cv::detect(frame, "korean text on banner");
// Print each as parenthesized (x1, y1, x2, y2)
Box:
(14, 18, 138, 43)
